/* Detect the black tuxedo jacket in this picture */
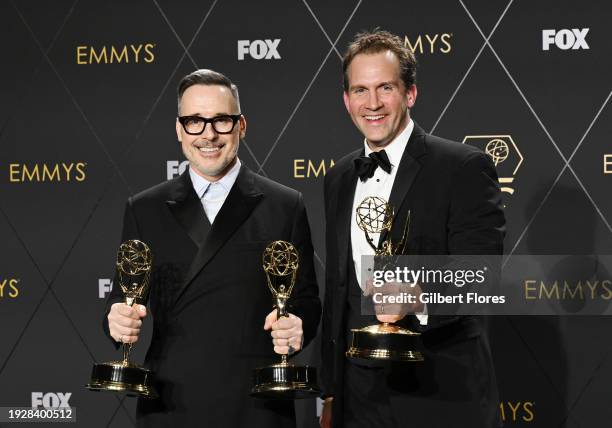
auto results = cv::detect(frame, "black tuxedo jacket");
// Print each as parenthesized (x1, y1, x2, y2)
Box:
(103, 166, 321, 427)
(321, 123, 505, 427)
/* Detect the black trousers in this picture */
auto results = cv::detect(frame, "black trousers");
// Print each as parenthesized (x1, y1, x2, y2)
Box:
(343, 360, 397, 428)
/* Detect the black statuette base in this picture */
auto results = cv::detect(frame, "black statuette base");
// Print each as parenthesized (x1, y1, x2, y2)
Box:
(251, 363, 320, 399)
(87, 362, 158, 399)
(346, 324, 424, 362)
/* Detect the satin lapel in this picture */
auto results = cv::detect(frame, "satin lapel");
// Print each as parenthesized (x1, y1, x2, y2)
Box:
(165, 171, 211, 247)
(336, 150, 362, 284)
(174, 166, 263, 305)
(380, 123, 427, 247)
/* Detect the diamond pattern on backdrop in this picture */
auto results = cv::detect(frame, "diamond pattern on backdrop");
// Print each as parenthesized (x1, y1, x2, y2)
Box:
(2, 1, 612, 427)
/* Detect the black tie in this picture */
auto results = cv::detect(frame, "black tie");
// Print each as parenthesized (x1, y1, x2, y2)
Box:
(354, 150, 392, 182)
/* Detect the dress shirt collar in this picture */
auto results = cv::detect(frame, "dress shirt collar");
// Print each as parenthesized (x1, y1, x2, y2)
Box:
(188, 158, 242, 199)
(363, 116, 414, 170)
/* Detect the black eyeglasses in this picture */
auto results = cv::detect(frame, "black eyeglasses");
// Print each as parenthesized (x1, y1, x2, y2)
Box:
(177, 114, 242, 135)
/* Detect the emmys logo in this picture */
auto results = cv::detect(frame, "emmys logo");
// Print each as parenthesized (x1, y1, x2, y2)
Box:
(404, 33, 452, 54)
(542, 29, 589, 51)
(0, 278, 19, 299)
(9, 162, 86, 183)
(31, 392, 72, 409)
(524, 279, 612, 300)
(293, 159, 335, 179)
(499, 401, 535, 423)
(604, 154, 612, 174)
(462, 135, 523, 205)
(76, 43, 155, 64)
(167, 160, 189, 180)
(237, 39, 281, 60)
(99, 279, 113, 299)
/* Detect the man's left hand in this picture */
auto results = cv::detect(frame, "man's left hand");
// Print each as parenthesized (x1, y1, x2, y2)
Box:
(264, 311, 304, 355)
(364, 280, 424, 324)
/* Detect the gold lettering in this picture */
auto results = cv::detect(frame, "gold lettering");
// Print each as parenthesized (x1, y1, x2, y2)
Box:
(602, 280, 612, 300)
(9, 164, 19, 182)
(75, 162, 86, 181)
(0, 280, 5, 297)
(9, 279, 18, 298)
(110, 46, 129, 63)
(22, 164, 40, 182)
(524, 280, 536, 299)
(307, 160, 327, 178)
(540, 280, 559, 299)
(404, 35, 423, 54)
(76, 46, 87, 65)
(90, 46, 108, 64)
(508, 401, 521, 421)
(144, 43, 155, 63)
(440, 33, 452, 53)
(562, 281, 584, 300)
(425, 34, 439, 54)
(605, 154, 612, 174)
(523, 401, 534, 422)
(586, 280, 599, 299)
(42, 164, 60, 181)
(293, 159, 305, 178)
(130, 44, 143, 63)
(499, 402, 505, 421)
(62, 162, 74, 181)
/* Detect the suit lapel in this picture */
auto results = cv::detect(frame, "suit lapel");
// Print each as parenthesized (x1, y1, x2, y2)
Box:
(174, 166, 263, 305)
(380, 122, 427, 247)
(336, 149, 362, 284)
(165, 171, 211, 247)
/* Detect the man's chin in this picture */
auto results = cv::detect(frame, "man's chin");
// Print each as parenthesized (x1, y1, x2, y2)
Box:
(192, 163, 229, 180)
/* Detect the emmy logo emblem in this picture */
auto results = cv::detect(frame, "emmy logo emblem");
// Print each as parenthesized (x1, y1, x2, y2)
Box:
(251, 240, 320, 399)
(485, 138, 509, 167)
(87, 240, 157, 398)
(346, 196, 424, 362)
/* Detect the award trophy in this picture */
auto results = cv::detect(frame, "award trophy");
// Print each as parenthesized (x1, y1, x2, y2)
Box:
(251, 240, 321, 399)
(87, 240, 157, 398)
(346, 196, 424, 362)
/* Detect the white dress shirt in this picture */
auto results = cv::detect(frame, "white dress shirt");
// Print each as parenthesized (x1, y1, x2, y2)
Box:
(350, 118, 427, 325)
(189, 158, 241, 224)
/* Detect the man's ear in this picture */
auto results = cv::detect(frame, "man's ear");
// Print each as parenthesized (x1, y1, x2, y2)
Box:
(343, 91, 350, 113)
(175, 118, 182, 143)
(406, 84, 418, 109)
(239, 115, 247, 139)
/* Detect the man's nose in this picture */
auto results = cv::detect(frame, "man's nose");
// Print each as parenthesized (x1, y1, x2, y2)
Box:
(367, 91, 382, 110)
(201, 121, 217, 139)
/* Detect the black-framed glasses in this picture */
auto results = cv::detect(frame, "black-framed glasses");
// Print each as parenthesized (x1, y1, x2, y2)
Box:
(177, 114, 242, 135)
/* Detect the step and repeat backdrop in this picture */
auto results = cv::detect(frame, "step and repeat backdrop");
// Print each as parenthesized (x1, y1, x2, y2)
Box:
(2, 0, 612, 427)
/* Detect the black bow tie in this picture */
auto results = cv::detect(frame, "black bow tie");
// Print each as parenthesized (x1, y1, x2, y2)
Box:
(354, 150, 392, 182)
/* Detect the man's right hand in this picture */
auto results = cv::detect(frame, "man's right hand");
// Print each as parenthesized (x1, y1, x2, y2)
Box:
(320, 397, 332, 428)
(107, 303, 147, 344)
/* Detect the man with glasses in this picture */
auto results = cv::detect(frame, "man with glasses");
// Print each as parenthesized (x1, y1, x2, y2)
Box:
(103, 69, 320, 427)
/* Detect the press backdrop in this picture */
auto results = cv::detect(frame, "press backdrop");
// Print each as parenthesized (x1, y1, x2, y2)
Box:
(2, 0, 612, 427)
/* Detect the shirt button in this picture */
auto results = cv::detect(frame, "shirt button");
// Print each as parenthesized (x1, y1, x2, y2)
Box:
(376, 179, 380, 182)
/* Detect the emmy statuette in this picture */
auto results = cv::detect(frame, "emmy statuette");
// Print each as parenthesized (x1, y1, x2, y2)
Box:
(251, 240, 321, 399)
(87, 240, 157, 398)
(346, 196, 424, 362)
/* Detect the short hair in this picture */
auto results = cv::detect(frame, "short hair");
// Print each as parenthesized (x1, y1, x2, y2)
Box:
(177, 69, 241, 114)
(342, 29, 417, 92)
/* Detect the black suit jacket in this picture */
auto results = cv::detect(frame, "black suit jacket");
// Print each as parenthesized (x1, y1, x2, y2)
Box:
(321, 123, 505, 427)
(103, 166, 321, 427)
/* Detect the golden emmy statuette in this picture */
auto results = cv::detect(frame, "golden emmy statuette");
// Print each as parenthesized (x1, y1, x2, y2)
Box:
(87, 240, 158, 398)
(346, 196, 424, 362)
(251, 240, 321, 399)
